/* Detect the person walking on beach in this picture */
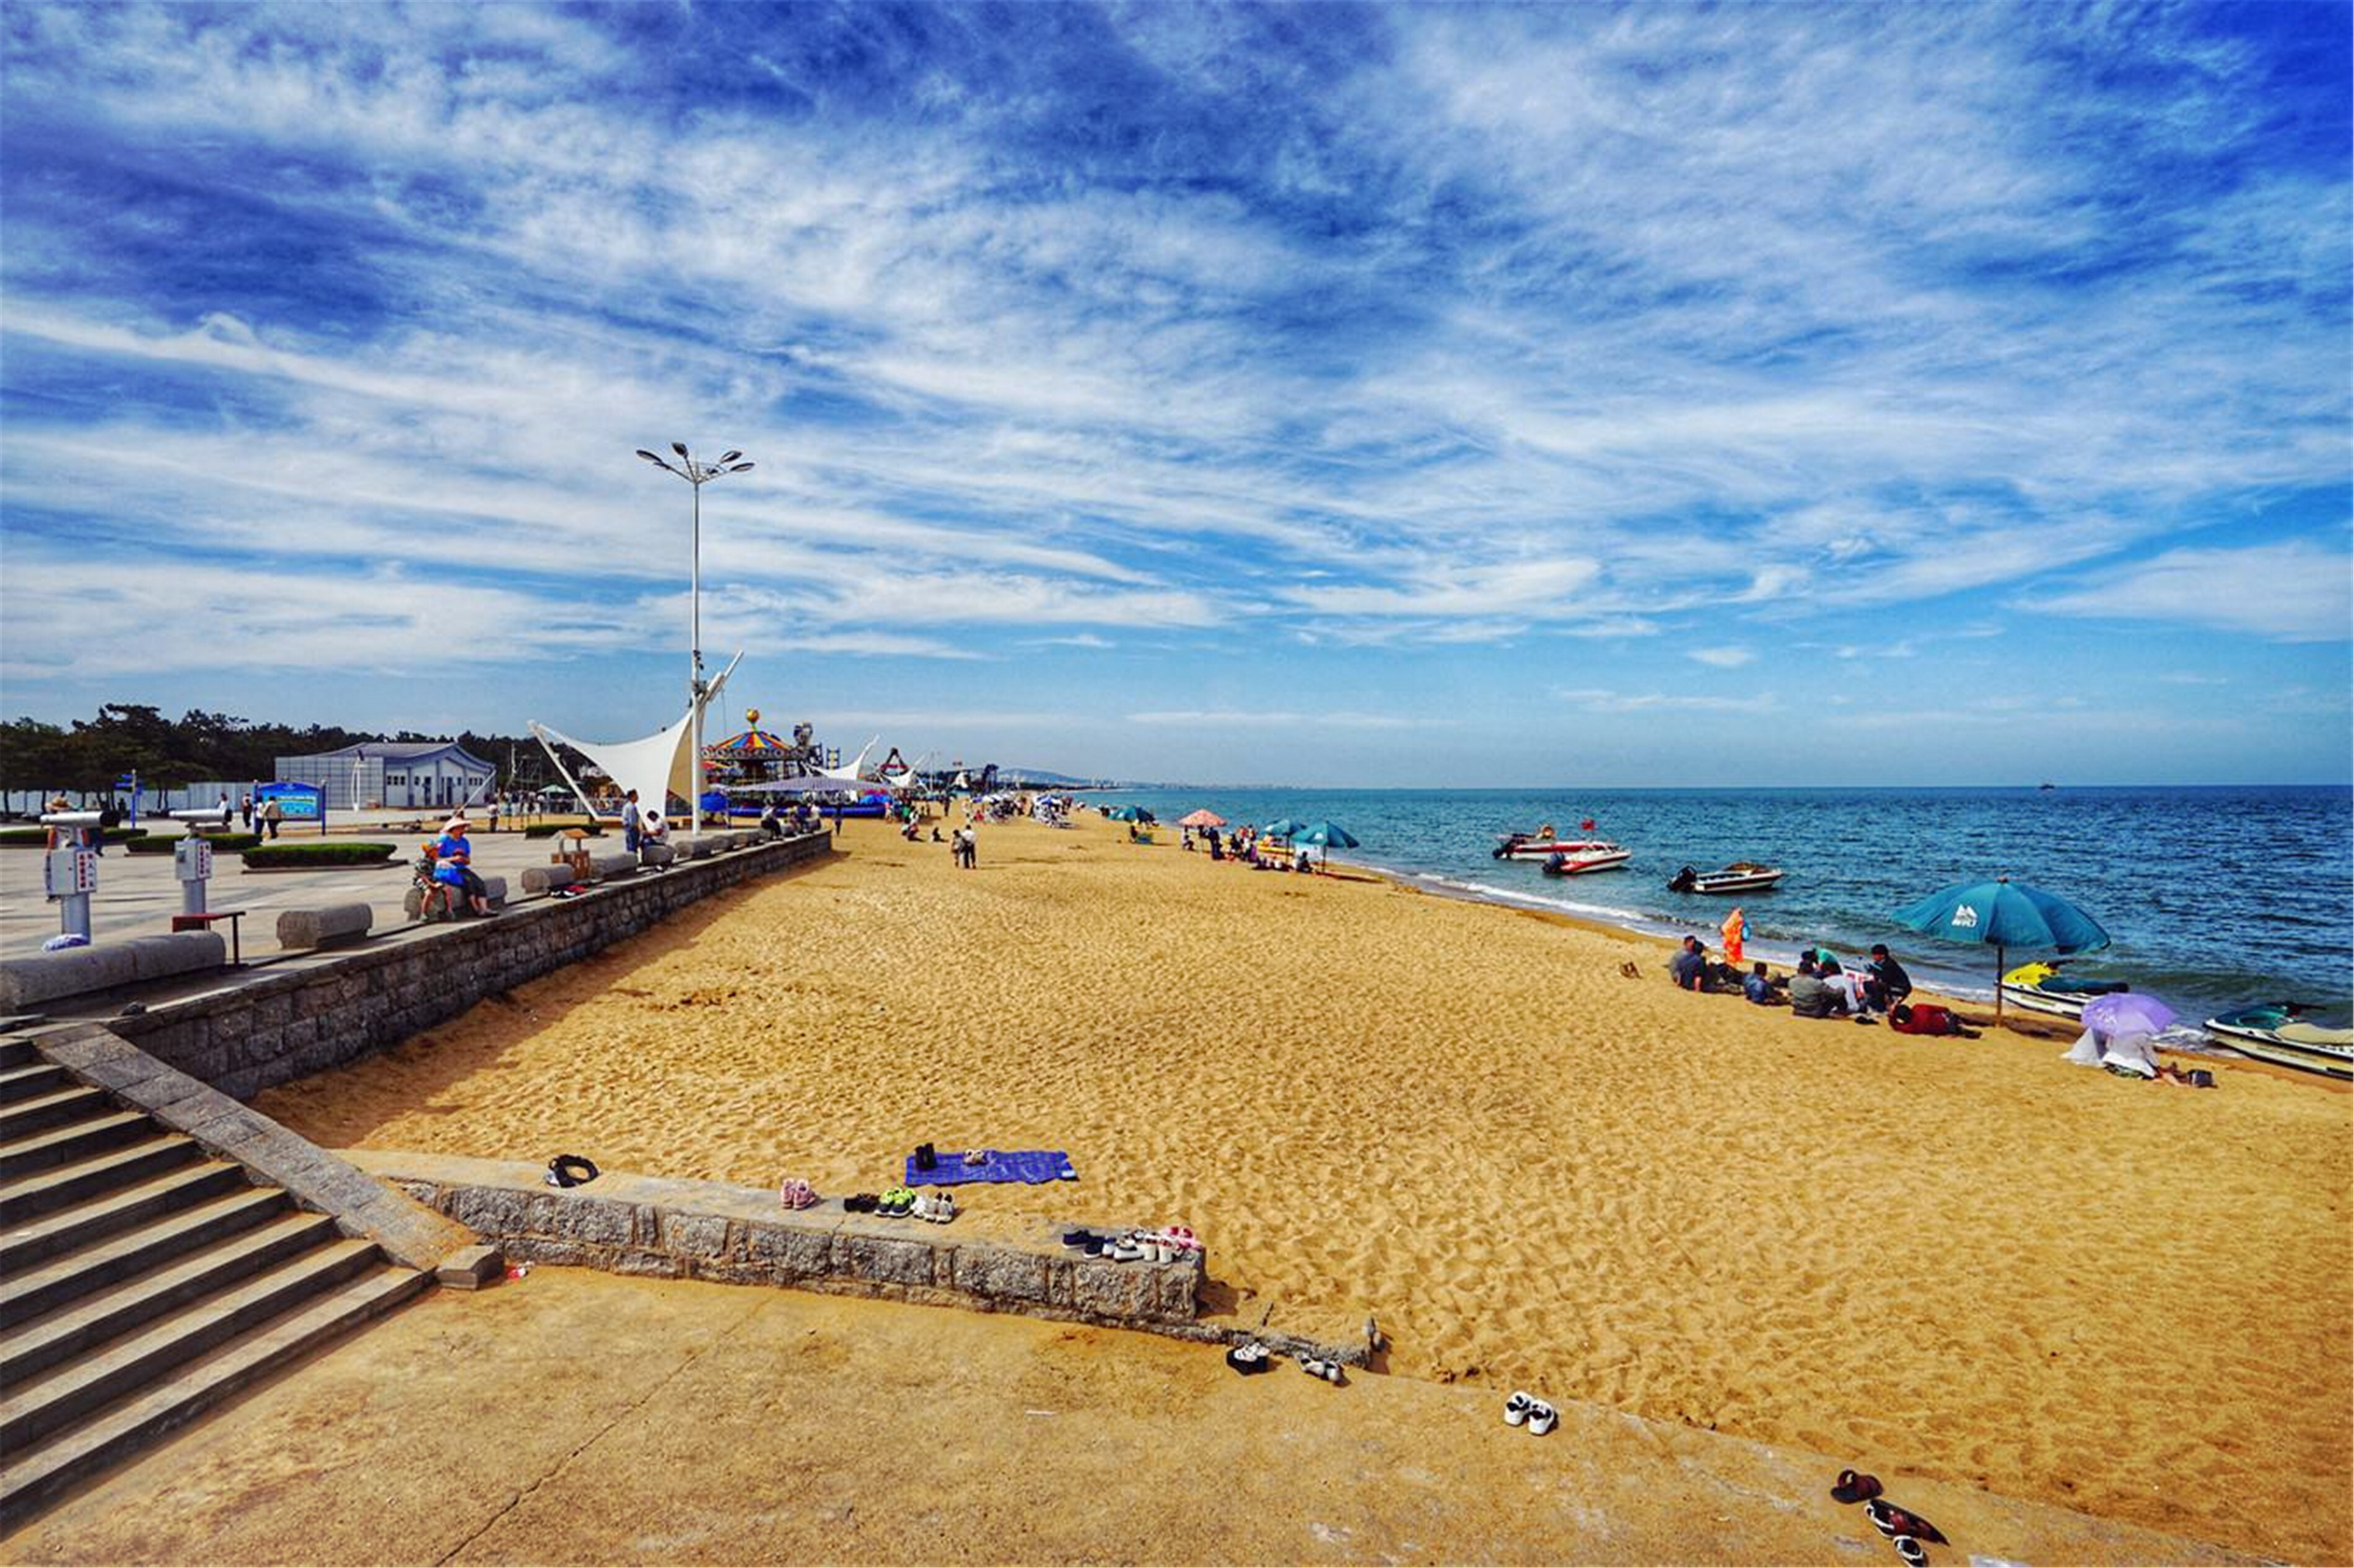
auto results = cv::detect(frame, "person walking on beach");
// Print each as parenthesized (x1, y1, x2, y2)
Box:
(621, 790, 642, 853)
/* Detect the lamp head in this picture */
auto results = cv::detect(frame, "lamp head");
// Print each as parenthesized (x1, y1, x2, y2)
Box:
(671, 441, 690, 458)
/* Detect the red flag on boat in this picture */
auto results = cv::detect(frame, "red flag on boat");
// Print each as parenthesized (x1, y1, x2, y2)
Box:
(1580, 818, 1595, 832)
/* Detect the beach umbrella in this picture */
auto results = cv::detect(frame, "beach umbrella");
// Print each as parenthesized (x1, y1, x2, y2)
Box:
(1260, 818, 1304, 839)
(2080, 992, 2177, 1038)
(1891, 875, 2111, 1023)
(1293, 820, 1360, 867)
(1178, 809, 1226, 829)
(1103, 805, 1144, 821)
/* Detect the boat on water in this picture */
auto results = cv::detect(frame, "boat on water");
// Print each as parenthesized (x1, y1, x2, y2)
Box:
(2203, 1004, 2354, 1080)
(1494, 821, 1625, 867)
(1536, 842, 1630, 875)
(1998, 960, 2133, 1020)
(1666, 862, 1785, 895)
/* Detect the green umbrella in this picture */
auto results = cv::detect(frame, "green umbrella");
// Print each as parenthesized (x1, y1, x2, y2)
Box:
(1260, 818, 1304, 839)
(1891, 875, 2111, 1024)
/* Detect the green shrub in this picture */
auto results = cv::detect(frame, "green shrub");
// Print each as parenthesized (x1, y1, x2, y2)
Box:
(125, 830, 266, 855)
(242, 841, 400, 869)
(524, 821, 605, 839)
(0, 826, 142, 847)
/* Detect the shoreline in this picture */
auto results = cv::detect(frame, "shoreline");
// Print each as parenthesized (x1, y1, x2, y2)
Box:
(255, 810, 2353, 1564)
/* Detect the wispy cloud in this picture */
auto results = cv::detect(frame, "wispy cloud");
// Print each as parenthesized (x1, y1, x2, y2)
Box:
(1689, 646, 1755, 669)
(2016, 540, 2354, 642)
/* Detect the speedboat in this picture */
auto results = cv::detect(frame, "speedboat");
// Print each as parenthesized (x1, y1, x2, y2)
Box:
(1494, 823, 1626, 870)
(1536, 842, 1630, 875)
(2203, 1004, 2353, 1079)
(1998, 960, 2132, 1020)
(1667, 862, 1784, 895)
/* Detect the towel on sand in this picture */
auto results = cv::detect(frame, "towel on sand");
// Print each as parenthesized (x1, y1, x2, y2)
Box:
(904, 1149, 1077, 1186)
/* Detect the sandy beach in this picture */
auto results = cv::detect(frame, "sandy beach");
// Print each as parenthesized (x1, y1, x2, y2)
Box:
(255, 812, 2353, 1564)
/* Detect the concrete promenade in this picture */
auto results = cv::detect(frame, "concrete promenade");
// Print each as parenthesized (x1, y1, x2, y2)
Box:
(0, 814, 826, 963)
(0, 1266, 2238, 1567)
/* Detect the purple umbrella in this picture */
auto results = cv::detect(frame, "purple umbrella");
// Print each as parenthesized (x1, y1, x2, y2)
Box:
(2080, 992, 2177, 1036)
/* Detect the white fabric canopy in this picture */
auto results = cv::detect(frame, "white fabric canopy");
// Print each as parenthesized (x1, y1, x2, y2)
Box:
(531, 655, 738, 818)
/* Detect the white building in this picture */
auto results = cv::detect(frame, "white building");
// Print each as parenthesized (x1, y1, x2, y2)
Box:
(275, 742, 496, 811)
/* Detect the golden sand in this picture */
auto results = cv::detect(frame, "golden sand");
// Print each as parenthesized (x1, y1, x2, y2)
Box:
(256, 813, 2353, 1564)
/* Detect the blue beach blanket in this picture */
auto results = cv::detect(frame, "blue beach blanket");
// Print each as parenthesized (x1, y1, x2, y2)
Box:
(904, 1149, 1077, 1186)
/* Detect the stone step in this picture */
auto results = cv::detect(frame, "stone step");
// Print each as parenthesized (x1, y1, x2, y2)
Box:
(1, 1186, 294, 1330)
(1, 1085, 110, 1142)
(0, 1136, 201, 1227)
(0, 1264, 429, 1531)
(0, 1110, 152, 1180)
(1, 1160, 250, 1276)
(0, 1237, 382, 1452)
(0, 1062, 73, 1105)
(3, 1209, 340, 1385)
(0, 1039, 34, 1072)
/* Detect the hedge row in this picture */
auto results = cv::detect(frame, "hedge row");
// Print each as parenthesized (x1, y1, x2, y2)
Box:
(125, 831, 266, 855)
(0, 826, 143, 847)
(242, 842, 400, 869)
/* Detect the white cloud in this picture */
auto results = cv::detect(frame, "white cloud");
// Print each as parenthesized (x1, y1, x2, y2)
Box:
(1689, 646, 1754, 668)
(2016, 540, 2354, 642)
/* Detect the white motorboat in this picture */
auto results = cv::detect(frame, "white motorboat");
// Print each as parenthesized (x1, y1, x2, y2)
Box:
(1666, 862, 1785, 895)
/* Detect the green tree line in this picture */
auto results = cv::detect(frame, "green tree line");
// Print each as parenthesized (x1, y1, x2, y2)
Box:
(1, 704, 577, 795)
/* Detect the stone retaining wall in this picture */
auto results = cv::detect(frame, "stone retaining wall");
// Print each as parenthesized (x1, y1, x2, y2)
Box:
(349, 1151, 1213, 1333)
(108, 832, 835, 1099)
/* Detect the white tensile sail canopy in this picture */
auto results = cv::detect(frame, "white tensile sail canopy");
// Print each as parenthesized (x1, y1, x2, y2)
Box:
(530, 654, 740, 823)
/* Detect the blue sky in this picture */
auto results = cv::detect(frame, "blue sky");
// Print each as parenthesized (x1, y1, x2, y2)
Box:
(2, 1, 2347, 786)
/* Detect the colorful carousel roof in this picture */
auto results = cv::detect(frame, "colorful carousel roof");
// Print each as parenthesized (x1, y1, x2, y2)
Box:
(704, 729, 794, 755)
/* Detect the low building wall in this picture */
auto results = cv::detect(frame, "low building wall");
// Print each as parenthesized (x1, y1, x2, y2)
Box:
(108, 832, 834, 1099)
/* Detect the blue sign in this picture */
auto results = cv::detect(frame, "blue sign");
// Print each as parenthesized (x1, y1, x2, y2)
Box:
(255, 782, 325, 820)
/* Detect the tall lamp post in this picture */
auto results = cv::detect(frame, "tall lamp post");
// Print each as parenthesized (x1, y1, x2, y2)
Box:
(635, 442, 755, 842)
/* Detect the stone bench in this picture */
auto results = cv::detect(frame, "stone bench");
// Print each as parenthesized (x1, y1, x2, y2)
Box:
(591, 852, 640, 880)
(276, 903, 374, 952)
(0, 932, 227, 1011)
(402, 875, 509, 919)
(519, 864, 583, 896)
(639, 844, 676, 868)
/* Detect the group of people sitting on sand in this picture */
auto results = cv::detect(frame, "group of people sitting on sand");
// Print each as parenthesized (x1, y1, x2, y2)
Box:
(1667, 937, 1977, 1035)
(1184, 823, 1316, 874)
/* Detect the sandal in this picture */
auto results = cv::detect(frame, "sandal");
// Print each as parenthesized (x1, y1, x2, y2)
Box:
(963, 1149, 990, 1167)
(1865, 1500, 1948, 1546)
(1892, 1540, 1927, 1568)
(1832, 1469, 1883, 1505)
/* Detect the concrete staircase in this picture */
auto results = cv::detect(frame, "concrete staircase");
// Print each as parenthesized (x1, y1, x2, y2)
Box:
(0, 1035, 429, 1526)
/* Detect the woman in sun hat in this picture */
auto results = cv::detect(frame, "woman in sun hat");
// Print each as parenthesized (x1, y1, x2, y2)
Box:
(434, 817, 493, 916)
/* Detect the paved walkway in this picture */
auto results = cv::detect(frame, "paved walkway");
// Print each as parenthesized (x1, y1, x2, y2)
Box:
(0, 1268, 2237, 1567)
(1, 817, 834, 962)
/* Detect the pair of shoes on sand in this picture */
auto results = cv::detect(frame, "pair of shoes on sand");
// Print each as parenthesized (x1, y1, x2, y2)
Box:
(1834, 1470, 1947, 1566)
(1503, 1391, 1557, 1435)
(911, 1190, 957, 1223)
(1062, 1226, 1201, 1263)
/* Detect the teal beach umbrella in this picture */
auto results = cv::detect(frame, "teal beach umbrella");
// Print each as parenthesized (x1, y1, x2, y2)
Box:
(1293, 820, 1360, 866)
(1260, 818, 1305, 839)
(1891, 875, 2111, 1023)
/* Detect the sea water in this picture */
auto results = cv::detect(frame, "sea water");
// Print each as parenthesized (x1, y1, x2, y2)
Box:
(1093, 785, 2353, 1026)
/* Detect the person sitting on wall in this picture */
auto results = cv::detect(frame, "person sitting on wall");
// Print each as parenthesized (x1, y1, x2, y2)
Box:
(434, 818, 494, 916)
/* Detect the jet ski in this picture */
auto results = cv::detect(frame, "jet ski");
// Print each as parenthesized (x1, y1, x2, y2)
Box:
(2203, 1003, 2353, 1080)
(1998, 960, 2132, 1020)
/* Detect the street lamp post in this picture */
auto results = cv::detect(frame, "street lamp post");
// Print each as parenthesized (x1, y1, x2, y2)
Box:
(635, 442, 755, 843)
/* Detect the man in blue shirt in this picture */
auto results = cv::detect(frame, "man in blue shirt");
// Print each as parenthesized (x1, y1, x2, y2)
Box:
(1669, 937, 1707, 991)
(621, 790, 642, 852)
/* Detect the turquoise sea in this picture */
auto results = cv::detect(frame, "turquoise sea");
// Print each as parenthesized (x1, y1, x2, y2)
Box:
(1092, 785, 2354, 1028)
